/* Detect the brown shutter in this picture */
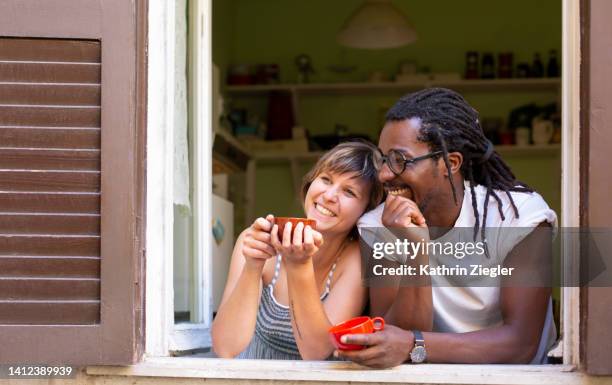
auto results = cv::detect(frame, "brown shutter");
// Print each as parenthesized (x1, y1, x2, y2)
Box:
(0, 37, 102, 325)
(581, 0, 612, 376)
(0, 0, 145, 365)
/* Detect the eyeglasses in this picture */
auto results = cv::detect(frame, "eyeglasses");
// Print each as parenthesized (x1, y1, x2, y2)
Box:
(376, 149, 443, 176)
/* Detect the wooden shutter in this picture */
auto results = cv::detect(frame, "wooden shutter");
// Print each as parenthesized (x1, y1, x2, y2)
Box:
(0, 0, 145, 364)
(581, 0, 612, 376)
(0, 37, 102, 325)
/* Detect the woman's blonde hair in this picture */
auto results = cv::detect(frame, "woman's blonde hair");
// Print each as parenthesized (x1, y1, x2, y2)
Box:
(300, 140, 384, 224)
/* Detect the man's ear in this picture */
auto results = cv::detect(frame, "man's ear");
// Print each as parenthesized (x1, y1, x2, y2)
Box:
(443, 152, 463, 176)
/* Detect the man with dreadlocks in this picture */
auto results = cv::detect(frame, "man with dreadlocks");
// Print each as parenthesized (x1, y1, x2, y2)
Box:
(336, 88, 557, 367)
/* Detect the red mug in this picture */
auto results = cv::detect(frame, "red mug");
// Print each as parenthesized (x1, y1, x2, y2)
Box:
(328, 316, 385, 350)
(274, 217, 316, 242)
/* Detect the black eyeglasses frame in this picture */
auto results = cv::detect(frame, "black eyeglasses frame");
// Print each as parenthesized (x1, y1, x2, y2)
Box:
(377, 149, 444, 176)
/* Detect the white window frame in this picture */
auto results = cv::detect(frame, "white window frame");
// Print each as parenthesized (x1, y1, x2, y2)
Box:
(145, 0, 212, 355)
(560, 0, 581, 367)
(181, 0, 214, 350)
(145, 0, 175, 356)
(139, 0, 583, 381)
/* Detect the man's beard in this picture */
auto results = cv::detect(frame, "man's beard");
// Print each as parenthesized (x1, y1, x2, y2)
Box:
(417, 191, 435, 219)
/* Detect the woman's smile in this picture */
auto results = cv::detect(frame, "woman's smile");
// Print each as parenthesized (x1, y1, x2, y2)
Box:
(308, 202, 338, 224)
(314, 202, 337, 217)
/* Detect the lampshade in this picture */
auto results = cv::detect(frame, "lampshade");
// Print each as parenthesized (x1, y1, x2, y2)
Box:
(336, 0, 417, 49)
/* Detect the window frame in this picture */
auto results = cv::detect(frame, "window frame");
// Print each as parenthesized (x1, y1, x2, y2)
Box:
(560, 0, 581, 367)
(145, 0, 213, 356)
(89, 358, 582, 384)
(141, 0, 583, 380)
(188, 0, 214, 332)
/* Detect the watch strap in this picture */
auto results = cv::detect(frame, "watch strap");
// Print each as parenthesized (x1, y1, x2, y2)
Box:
(412, 330, 424, 347)
(409, 330, 427, 363)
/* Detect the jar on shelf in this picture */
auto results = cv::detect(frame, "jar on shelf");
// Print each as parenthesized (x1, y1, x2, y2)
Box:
(498, 52, 513, 78)
(481, 53, 495, 79)
(465, 51, 479, 79)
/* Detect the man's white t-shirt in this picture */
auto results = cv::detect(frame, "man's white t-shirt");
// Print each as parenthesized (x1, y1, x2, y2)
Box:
(358, 181, 557, 364)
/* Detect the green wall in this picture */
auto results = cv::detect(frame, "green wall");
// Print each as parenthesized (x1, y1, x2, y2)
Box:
(228, 0, 561, 84)
(212, 0, 234, 87)
(213, 0, 562, 224)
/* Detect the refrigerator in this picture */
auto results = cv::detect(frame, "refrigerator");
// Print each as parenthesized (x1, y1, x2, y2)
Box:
(211, 194, 234, 312)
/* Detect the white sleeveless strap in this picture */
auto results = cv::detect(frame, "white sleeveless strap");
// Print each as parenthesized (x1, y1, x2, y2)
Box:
(270, 254, 282, 287)
(323, 261, 338, 296)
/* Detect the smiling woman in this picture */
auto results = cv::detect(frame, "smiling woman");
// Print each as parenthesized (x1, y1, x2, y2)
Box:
(211, 141, 383, 360)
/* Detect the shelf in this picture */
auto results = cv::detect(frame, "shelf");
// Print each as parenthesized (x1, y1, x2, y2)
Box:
(253, 151, 324, 163)
(231, 78, 561, 224)
(214, 129, 251, 156)
(212, 130, 252, 173)
(252, 144, 560, 163)
(495, 144, 561, 157)
(226, 78, 561, 95)
(244, 143, 560, 225)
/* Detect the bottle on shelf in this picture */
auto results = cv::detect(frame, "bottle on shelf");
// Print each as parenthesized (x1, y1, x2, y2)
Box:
(465, 51, 479, 79)
(547, 50, 560, 77)
(481, 53, 495, 79)
(498, 52, 513, 78)
(530, 53, 544, 78)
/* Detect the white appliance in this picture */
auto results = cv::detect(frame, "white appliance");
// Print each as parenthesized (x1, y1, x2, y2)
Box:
(212, 194, 234, 312)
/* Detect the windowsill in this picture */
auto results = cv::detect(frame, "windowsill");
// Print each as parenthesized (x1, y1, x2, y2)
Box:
(87, 357, 583, 384)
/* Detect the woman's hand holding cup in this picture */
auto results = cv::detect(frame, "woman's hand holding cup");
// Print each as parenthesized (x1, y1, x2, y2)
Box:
(242, 214, 277, 268)
(271, 219, 323, 265)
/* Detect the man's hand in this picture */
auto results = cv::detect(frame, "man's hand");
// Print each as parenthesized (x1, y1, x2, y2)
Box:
(382, 194, 429, 243)
(335, 325, 414, 369)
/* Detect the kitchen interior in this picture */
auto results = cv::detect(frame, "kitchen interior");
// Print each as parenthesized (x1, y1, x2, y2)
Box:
(174, 0, 563, 342)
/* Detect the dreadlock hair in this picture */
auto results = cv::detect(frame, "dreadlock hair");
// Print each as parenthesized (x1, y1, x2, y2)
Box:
(385, 87, 533, 247)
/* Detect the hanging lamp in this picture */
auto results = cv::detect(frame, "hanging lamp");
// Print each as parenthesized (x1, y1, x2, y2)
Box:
(337, 0, 417, 49)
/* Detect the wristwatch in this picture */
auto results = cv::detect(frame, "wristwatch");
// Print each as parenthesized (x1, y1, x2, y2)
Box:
(409, 330, 427, 363)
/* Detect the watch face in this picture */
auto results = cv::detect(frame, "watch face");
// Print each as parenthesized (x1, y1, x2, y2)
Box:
(410, 345, 427, 363)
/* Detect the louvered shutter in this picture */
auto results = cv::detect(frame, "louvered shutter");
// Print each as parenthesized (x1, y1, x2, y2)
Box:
(0, 0, 145, 364)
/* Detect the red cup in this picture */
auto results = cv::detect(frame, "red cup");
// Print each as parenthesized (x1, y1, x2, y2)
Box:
(328, 316, 385, 350)
(274, 217, 316, 242)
